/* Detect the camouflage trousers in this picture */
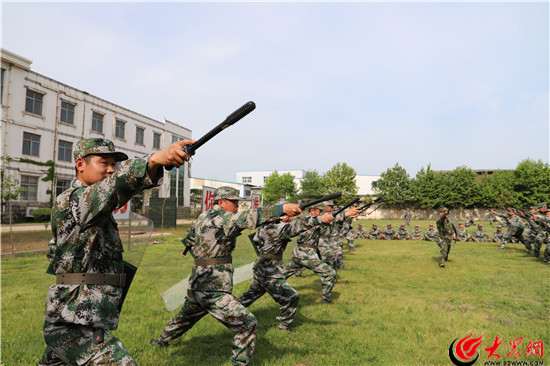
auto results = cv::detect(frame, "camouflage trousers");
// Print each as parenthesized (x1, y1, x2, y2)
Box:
(346, 239, 355, 251)
(534, 233, 550, 263)
(317, 243, 335, 270)
(157, 289, 257, 366)
(334, 243, 344, 269)
(284, 255, 336, 301)
(37, 321, 136, 366)
(500, 232, 530, 251)
(437, 237, 453, 265)
(237, 274, 299, 329)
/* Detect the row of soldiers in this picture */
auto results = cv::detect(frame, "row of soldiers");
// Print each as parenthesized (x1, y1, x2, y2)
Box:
(354, 222, 509, 242)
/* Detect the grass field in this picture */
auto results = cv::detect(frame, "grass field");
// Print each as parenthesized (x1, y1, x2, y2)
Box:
(2, 219, 549, 365)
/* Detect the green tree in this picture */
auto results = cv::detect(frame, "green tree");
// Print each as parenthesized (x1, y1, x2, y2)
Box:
(373, 163, 411, 209)
(478, 170, 516, 209)
(298, 170, 324, 201)
(513, 159, 550, 207)
(262, 171, 297, 204)
(444, 166, 479, 208)
(411, 164, 445, 209)
(322, 162, 358, 204)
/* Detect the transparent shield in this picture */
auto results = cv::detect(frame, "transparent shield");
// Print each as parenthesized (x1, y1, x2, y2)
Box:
(144, 227, 257, 312)
(10, 212, 153, 359)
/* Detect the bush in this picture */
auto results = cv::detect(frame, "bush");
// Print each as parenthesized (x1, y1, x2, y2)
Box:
(31, 207, 51, 222)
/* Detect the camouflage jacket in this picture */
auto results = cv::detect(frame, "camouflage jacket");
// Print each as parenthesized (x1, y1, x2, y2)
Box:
(457, 228, 469, 241)
(493, 230, 505, 241)
(381, 227, 396, 238)
(45, 157, 162, 330)
(496, 213, 523, 232)
(368, 228, 381, 238)
(342, 217, 355, 240)
(318, 213, 345, 252)
(250, 215, 325, 278)
(472, 229, 489, 241)
(410, 229, 423, 240)
(355, 227, 367, 238)
(396, 227, 410, 239)
(424, 228, 439, 240)
(436, 214, 456, 240)
(184, 204, 282, 293)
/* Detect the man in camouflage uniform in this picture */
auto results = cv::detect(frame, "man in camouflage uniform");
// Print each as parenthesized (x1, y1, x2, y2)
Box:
(410, 225, 423, 240)
(150, 187, 301, 365)
(284, 204, 359, 303)
(368, 224, 381, 239)
(471, 224, 490, 242)
(491, 208, 526, 251)
(464, 214, 475, 227)
(491, 225, 505, 245)
(355, 224, 367, 239)
(396, 223, 410, 240)
(404, 208, 412, 226)
(456, 223, 470, 242)
(317, 201, 338, 269)
(424, 224, 438, 242)
(380, 222, 397, 240)
(38, 137, 194, 366)
(238, 211, 334, 331)
(436, 207, 457, 268)
(533, 203, 549, 262)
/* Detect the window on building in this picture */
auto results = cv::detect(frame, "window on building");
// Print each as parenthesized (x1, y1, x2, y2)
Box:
(136, 126, 144, 145)
(22, 132, 40, 157)
(58, 140, 73, 162)
(242, 176, 252, 184)
(56, 179, 71, 196)
(20, 175, 38, 201)
(115, 120, 125, 139)
(25, 89, 44, 116)
(60, 101, 75, 124)
(92, 112, 104, 133)
(153, 132, 161, 149)
(151, 188, 160, 198)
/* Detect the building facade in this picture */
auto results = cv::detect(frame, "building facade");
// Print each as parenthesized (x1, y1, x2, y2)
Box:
(1, 49, 192, 221)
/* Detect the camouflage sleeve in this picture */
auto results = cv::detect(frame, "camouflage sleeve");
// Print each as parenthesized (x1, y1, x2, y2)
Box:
(75, 156, 162, 228)
(228, 204, 282, 235)
(280, 215, 323, 240)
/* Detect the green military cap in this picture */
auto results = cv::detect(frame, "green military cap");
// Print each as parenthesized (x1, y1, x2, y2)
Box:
(429, 223, 433, 226)
(400, 223, 405, 227)
(73, 138, 128, 162)
(530, 206, 539, 210)
(507, 207, 516, 211)
(323, 200, 335, 207)
(310, 203, 324, 210)
(372, 223, 378, 227)
(439, 207, 449, 213)
(415, 225, 419, 228)
(497, 224, 502, 228)
(478, 224, 483, 227)
(538, 202, 547, 208)
(214, 186, 244, 201)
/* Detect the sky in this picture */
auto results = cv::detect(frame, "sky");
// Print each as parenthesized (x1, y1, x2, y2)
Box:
(2, 1, 549, 182)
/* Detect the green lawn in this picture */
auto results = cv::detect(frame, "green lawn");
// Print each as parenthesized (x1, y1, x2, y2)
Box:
(2, 219, 549, 365)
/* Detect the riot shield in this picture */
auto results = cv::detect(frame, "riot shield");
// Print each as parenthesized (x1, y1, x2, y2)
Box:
(147, 227, 257, 312)
(10, 212, 152, 359)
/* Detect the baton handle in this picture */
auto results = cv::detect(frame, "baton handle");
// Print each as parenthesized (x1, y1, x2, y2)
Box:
(299, 192, 342, 211)
(166, 101, 256, 170)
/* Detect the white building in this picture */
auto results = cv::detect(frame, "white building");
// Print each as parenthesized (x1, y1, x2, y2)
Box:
(1, 49, 192, 221)
(236, 169, 379, 196)
(235, 169, 305, 188)
(190, 177, 255, 199)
